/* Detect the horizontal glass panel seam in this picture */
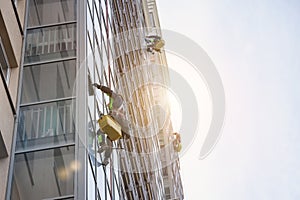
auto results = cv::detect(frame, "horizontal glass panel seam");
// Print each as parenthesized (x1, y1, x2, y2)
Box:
(15, 143, 75, 154)
(43, 194, 75, 200)
(23, 57, 77, 67)
(27, 21, 77, 31)
(20, 97, 76, 107)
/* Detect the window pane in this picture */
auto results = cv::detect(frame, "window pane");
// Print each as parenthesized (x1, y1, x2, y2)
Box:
(21, 60, 76, 104)
(0, 41, 9, 81)
(12, 146, 75, 200)
(28, 0, 76, 27)
(25, 23, 76, 64)
(16, 100, 75, 151)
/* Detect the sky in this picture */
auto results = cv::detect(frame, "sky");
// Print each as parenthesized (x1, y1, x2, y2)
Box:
(156, 0, 300, 199)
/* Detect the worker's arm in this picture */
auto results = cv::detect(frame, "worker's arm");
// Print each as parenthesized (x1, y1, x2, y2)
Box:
(93, 83, 113, 97)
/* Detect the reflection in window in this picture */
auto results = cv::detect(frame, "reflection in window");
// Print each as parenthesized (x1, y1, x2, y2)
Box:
(0, 38, 10, 82)
(17, 100, 75, 151)
(149, 13, 156, 27)
(25, 23, 76, 64)
(12, 146, 75, 200)
(28, 0, 76, 27)
(21, 60, 76, 104)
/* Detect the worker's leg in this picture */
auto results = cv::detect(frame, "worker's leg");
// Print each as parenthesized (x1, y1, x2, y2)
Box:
(102, 149, 111, 166)
(96, 129, 107, 154)
(147, 46, 153, 53)
(102, 139, 112, 166)
(98, 141, 106, 154)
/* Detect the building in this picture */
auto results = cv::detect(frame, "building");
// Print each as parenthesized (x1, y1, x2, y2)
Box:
(1, 0, 183, 199)
(0, 1, 26, 200)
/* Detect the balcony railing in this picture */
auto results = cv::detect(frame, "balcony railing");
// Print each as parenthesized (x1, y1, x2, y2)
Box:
(16, 100, 75, 151)
(25, 23, 76, 64)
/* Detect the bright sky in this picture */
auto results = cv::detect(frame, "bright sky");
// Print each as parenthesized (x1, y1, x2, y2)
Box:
(157, 0, 300, 199)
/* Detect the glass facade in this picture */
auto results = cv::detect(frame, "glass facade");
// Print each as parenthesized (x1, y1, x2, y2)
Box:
(9, 0, 184, 199)
(21, 60, 76, 104)
(16, 100, 75, 151)
(85, 0, 123, 199)
(11, 0, 77, 199)
(28, 0, 76, 27)
(84, 0, 173, 199)
(25, 23, 76, 64)
(12, 146, 75, 199)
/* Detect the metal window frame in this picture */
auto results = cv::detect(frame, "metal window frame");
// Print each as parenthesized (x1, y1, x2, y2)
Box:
(20, 96, 76, 107)
(5, 1, 30, 198)
(23, 56, 77, 67)
(74, 0, 87, 199)
(15, 143, 75, 155)
(42, 194, 75, 200)
(27, 21, 77, 31)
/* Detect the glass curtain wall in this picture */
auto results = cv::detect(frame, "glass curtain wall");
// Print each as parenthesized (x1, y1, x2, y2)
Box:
(85, 0, 125, 199)
(85, 0, 167, 199)
(11, 0, 77, 199)
(86, 0, 167, 199)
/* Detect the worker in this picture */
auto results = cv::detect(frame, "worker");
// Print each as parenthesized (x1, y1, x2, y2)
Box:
(88, 120, 113, 166)
(87, 121, 101, 167)
(174, 132, 181, 142)
(92, 83, 131, 136)
(173, 132, 182, 152)
(145, 35, 165, 53)
(97, 129, 112, 166)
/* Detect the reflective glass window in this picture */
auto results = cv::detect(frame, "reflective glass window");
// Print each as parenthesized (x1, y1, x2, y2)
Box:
(21, 60, 76, 104)
(0, 39, 9, 82)
(25, 23, 76, 64)
(16, 100, 75, 151)
(12, 146, 75, 200)
(28, 0, 76, 27)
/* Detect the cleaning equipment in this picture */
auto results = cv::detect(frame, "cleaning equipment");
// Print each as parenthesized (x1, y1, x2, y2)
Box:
(98, 115, 122, 141)
(145, 35, 165, 53)
(153, 39, 165, 52)
(174, 143, 182, 152)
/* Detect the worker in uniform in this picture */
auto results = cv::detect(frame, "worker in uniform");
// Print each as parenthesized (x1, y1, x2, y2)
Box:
(88, 120, 113, 166)
(145, 35, 165, 53)
(97, 129, 112, 166)
(173, 132, 182, 152)
(93, 83, 131, 136)
(87, 121, 101, 167)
